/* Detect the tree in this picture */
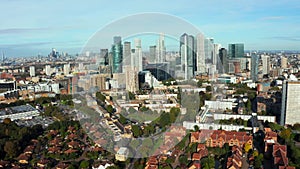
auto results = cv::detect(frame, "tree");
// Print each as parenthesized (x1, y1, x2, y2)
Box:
(244, 142, 252, 153)
(292, 123, 300, 131)
(96, 92, 106, 102)
(170, 107, 180, 123)
(201, 157, 215, 169)
(280, 128, 292, 141)
(254, 153, 263, 169)
(158, 112, 171, 127)
(206, 86, 212, 92)
(3, 118, 11, 124)
(106, 105, 114, 114)
(128, 92, 135, 100)
(132, 125, 142, 138)
(119, 114, 127, 125)
(4, 141, 20, 158)
(79, 160, 89, 169)
(179, 155, 188, 165)
(139, 106, 149, 112)
(246, 100, 252, 112)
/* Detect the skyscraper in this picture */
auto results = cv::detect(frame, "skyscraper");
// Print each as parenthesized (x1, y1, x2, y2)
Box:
(261, 55, 270, 75)
(196, 33, 205, 74)
(111, 36, 123, 73)
(281, 81, 300, 125)
(180, 33, 195, 80)
(123, 42, 131, 66)
(99, 49, 109, 66)
(204, 38, 214, 63)
(149, 45, 156, 63)
(132, 38, 143, 72)
(213, 44, 221, 66)
(219, 48, 227, 73)
(156, 33, 166, 63)
(251, 54, 259, 82)
(29, 66, 35, 77)
(228, 43, 244, 58)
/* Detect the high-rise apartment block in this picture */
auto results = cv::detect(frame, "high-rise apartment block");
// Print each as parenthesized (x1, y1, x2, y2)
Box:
(281, 81, 300, 125)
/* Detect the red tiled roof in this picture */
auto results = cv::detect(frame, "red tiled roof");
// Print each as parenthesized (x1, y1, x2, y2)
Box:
(55, 162, 69, 169)
(64, 148, 78, 154)
(67, 141, 80, 148)
(48, 146, 61, 153)
(273, 144, 288, 166)
(24, 145, 35, 154)
(197, 144, 206, 151)
(17, 153, 29, 160)
(192, 152, 201, 160)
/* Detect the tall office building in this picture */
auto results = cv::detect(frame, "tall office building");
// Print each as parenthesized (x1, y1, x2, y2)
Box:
(99, 49, 108, 66)
(132, 38, 143, 72)
(123, 42, 131, 66)
(219, 48, 227, 73)
(204, 38, 214, 63)
(111, 36, 123, 73)
(149, 45, 156, 63)
(261, 55, 270, 75)
(213, 44, 221, 65)
(281, 81, 300, 125)
(29, 66, 35, 77)
(251, 54, 259, 82)
(196, 33, 205, 74)
(228, 43, 244, 58)
(180, 33, 195, 80)
(156, 33, 166, 63)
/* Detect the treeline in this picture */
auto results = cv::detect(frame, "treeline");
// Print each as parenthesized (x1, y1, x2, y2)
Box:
(0, 119, 44, 160)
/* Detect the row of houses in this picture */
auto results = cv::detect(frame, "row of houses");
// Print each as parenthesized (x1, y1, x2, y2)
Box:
(190, 130, 253, 149)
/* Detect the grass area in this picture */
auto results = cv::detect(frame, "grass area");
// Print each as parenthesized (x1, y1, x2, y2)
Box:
(126, 112, 160, 123)
(151, 137, 164, 154)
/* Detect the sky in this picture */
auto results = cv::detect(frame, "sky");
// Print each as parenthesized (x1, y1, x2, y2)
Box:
(1, 0, 300, 57)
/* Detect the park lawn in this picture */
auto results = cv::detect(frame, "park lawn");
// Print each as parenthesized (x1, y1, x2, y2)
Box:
(126, 112, 160, 123)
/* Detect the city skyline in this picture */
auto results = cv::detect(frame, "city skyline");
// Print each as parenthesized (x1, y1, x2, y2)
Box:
(1, 0, 300, 57)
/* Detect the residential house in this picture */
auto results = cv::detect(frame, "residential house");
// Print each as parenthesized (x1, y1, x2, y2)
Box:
(206, 130, 252, 148)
